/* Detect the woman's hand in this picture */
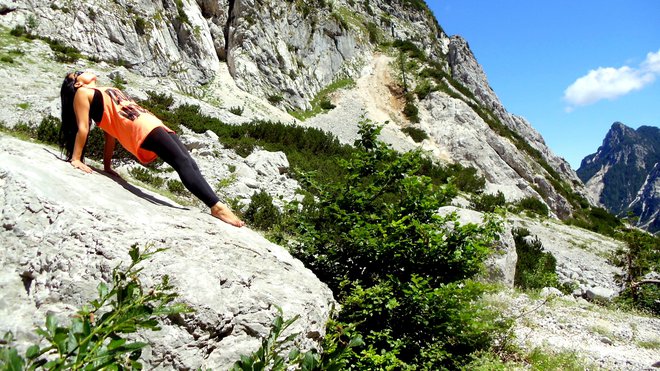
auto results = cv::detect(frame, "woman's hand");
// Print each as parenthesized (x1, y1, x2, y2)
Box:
(104, 167, 120, 178)
(71, 159, 93, 173)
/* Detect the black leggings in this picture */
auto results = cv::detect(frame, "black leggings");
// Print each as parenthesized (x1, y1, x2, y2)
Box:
(141, 127, 220, 207)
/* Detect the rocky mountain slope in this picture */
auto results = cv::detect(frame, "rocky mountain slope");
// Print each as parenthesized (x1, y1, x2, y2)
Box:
(578, 122, 660, 233)
(1, 0, 658, 368)
(0, 0, 594, 219)
(0, 134, 335, 370)
(3, 134, 658, 369)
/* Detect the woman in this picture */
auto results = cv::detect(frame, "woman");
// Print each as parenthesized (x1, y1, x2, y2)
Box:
(59, 70, 244, 227)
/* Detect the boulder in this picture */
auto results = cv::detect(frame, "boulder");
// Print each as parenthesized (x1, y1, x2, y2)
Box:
(0, 135, 335, 370)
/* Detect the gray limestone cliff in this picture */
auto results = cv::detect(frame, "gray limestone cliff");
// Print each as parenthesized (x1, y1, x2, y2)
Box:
(578, 122, 660, 233)
(0, 135, 335, 370)
(0, 0, 593, 219)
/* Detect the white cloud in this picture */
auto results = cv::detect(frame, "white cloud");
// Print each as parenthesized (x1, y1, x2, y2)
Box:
(641, 49, 660, 73)
(563, 49, 660, 110)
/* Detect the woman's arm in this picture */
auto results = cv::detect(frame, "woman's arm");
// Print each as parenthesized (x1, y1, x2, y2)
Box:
(103, 132, 119, 176)
(71, 88, 94, 173)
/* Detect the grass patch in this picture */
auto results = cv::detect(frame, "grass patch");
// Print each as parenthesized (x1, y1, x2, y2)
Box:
(288, 78, 355, 120)
(401, 126, 428, 142)
(637, 340, 660, 349)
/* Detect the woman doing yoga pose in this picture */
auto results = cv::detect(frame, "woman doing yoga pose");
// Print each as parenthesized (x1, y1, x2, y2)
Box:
(59, 70, 244, 227)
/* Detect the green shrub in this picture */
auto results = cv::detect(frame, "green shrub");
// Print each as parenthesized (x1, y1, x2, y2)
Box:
(451, 165, 486, 194)
(229, 106, 244, 116)
(244, 190, 281, 231)
(566, 207, 622, 236)
(12, 122, 35, 137)
(612, 229, 660, 315)
(45, 37, 82, 63)
(401, 126, 428, 143)
(414, 79, 433, 100)
(167, 179, 188, 196)
(0, 244, 191, 370)
(134, 16, 147, 35)
(319, 98, 335, 110)
(111, 74, 127, 90)
(231, 307, 363, 371)
(513, 228, 560, 290)
(36, 115, 60, 144)
(365, 21, 381, 43)
(403, 101, 419, 123)
(129, 167, 165, 188)
(267, 94, 284, 105)
(292, 120, 508, 368)
(472, 191, 506, 213)
(515, 196, 549, 217)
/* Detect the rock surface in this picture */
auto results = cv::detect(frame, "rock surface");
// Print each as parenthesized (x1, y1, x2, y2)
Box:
(0, 0, 594, 220)
(492, 290, 660, 370)
(578, 122, 659, 234)
(0, 135, 335, 369)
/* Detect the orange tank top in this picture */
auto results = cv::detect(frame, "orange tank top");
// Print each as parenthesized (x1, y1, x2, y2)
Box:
(96, 87, 173, 164)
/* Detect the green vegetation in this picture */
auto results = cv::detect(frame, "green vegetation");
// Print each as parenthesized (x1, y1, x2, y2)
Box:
(513, 228, 560, 291)
(566, 206, 622, 237)
(229, 106, 244, 116)
(611, 228, 660, 315)
(244, 190, 281, 231)
(514, 196, 550, 217)
(288, 78, 354, 121)
(290, 121, 509, 368)
(167, 179, 189, 197)
(111, 74, 127, 90)
(0, 244, 191, 370)
(9, 24, 81, 63)
(471, 191, 506, 213)
(285, 0, 330, 18)
(401, 125, 428, 142)
(231, 308, 362, 371)
(129, 167, 165, 188)
(267, 94, 284, 105)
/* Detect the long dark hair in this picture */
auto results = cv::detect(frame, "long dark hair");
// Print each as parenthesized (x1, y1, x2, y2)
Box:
(59, 73, 86, 161)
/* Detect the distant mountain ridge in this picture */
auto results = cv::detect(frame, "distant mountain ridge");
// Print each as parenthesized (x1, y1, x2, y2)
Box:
(578, 122, 660, 233)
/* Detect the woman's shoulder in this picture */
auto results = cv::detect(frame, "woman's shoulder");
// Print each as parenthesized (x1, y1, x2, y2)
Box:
(74, 86, 98, 104)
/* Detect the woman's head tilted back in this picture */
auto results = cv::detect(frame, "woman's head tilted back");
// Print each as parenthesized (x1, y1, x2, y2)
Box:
(59, 71, 83, 160)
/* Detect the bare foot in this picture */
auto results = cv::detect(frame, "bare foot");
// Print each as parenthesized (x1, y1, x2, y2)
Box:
(211, 202, 245, 227)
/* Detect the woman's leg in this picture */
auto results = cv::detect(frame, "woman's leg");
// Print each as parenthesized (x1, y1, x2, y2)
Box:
(141, 127, 244, 226)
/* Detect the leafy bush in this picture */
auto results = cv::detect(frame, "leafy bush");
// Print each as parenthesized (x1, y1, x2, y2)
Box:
(167, 179, 189, 196)
(401, 126, 428, 143)
(319, 98, 335, 110)
(36, 115, 60, 144)
(612, 229, 660, 315)
(267, 94, 284, 105)
(451, 165, 486, 194)
(414, 79, 433, 100)
(129, 167, 165, 188)
(231, 307, 363, 371)
(566, 207, 622, 237)
(515, 196, 549, 217)
(0, 244, 191, 370)
(12, 122, 35, 137)
(472, 191, 506, 213)
(229, 106, 244, 116)
(244, 191, 281, 231)
(292, 121, 508, 368)
(513, 228, 560, 290)
(365, 21, 381, 43)
(403, 101, 419, 123)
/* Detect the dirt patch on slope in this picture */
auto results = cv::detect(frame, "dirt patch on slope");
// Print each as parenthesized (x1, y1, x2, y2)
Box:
(355, 53, 407, 124)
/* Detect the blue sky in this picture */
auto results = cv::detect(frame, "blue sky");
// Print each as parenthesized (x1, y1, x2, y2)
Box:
(428, 0, 660, 169)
